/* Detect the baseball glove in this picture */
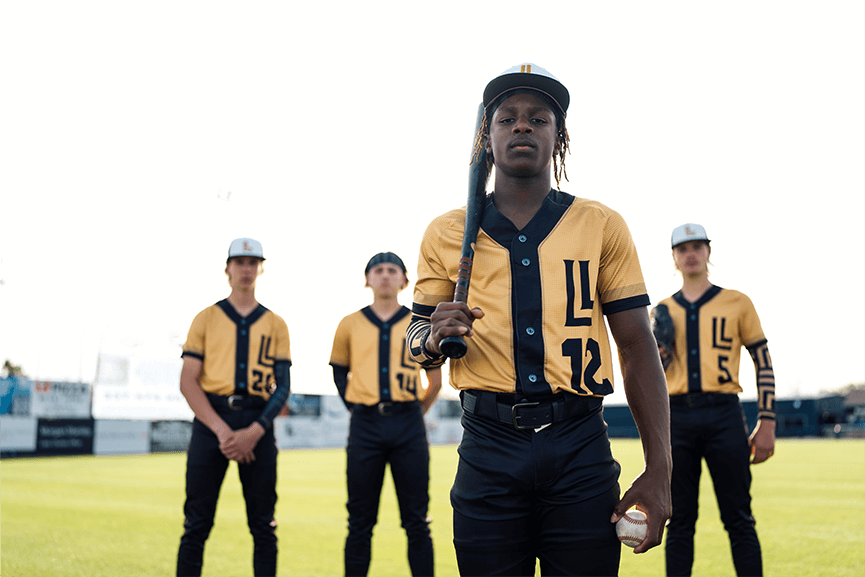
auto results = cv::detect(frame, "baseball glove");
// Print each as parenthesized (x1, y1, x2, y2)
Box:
(651, 304, 675, 370)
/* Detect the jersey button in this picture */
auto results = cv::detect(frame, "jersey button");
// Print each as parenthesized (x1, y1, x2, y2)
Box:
(381, 367, 388, 373)
(240, 363, 246, 369)
(521, 258, 531, 266)
(528, 374, 538, 383)
(526, 327, 535, 335)
(518, 234, 527, 243)
(689, 315, 696, 321)
(690, 349, 697, 356)
(241, 329, 247, 336)
(382, 334, 389, 341)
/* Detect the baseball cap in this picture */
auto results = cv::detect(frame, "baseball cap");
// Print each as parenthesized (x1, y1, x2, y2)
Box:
(365, 252, 407, 275)
(671, 224, 711, 248)
(483, 63, 570, 116)
(227, 238, 265, 260)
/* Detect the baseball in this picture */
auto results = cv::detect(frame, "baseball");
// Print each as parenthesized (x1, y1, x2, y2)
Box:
(616, 509, 648, 548)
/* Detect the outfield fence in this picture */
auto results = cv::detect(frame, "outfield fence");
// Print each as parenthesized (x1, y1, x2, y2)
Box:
(2, 376, 862, 458)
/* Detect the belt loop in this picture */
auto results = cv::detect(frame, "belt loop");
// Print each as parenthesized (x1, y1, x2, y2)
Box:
(553, 397, 565, 422)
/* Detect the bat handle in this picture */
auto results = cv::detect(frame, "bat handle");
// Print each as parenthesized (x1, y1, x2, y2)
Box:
(439, 336, 467, 359)
(440, 256, 474, 359)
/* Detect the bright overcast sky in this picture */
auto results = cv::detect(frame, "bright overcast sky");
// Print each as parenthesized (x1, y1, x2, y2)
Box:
(1, 1, 863, 405)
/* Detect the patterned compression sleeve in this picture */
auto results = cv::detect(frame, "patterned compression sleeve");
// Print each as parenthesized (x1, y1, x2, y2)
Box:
(406, 310, 446, 369)
(747, 342, 776, 421)
(256, 360, 291, 430)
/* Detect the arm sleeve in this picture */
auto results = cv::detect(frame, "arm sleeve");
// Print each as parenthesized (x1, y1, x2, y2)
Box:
(256, 360, 291, 430)
(331, 364, 353, 410)
(740, 295, 773, 419)
(407, 311, 446, 369)
(747, 342, 776, 421)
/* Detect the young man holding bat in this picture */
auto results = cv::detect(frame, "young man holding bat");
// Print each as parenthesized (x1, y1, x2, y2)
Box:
(176, 238, 291, 577)
(407, 64, 672, 576)
(330, 252, 442, 577)
(653, 223, 775, 577)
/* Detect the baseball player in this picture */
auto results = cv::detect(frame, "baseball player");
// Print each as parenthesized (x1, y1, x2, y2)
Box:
(406, 64, 672, 576)
(654, 223, 776, 577)
(330, 252, 442, 577)
(176, 238, 291, 577)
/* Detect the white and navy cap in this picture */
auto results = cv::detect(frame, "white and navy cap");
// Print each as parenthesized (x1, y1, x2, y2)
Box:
(483, 63, 570, 116)
(227, 238, 265, 260)
(671, 223, 711, 248)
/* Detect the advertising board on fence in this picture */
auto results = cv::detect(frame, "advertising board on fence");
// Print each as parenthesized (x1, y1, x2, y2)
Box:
(150, 420, 193, 453)
(93, 420, 150, 455)
(32, 380, 92, 418)
(0, 415, 38, 452)
(35, 418, 95, 456)
(91, 351, 192, 420)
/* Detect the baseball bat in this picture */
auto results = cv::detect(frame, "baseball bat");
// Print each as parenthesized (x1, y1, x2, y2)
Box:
(439, 102, 489, 359)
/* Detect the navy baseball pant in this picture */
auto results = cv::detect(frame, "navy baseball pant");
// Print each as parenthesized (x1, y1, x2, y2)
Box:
(344, 402, 433, 577)
(177, 407, 278, 577)
(451, 395, 621, 577)
(666, 397, 762, 577)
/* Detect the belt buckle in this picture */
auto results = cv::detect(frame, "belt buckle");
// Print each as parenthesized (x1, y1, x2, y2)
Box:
(378, 402, 394, 416)
(511, 401, 540, 429)
(686, 394, 705, 408)
(227, 395, 244, 410)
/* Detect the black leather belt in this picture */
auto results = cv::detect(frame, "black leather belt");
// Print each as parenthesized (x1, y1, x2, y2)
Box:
(354, 401, 419, 417)
(207, 393, 267, 411)
(669, 393, 738, 409)
(461, 390, 602, 430)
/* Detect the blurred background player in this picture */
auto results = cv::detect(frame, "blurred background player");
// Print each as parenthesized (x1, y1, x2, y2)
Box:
(176, 238, 291, 577)
(330, 252, 442, 577)
(407, 64, 671, 576)
(654, 223, 776, 577)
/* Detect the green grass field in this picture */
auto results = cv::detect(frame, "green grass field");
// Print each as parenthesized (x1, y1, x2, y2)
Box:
(2, 439, 863, 576)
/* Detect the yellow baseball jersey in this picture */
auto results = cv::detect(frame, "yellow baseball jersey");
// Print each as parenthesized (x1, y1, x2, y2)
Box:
(330, 306, 425, 406)
(658, 286, 767, 398)
(182, 300, 291, 399)
(410, 189, 650, 397)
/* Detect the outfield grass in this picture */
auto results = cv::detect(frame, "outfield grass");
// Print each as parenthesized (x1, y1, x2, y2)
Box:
(2, 439, 863, 576)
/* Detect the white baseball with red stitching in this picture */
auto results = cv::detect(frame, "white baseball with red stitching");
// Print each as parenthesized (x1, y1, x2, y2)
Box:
(616, 509, 648, 548)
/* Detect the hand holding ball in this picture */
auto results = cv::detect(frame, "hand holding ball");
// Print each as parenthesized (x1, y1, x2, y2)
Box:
(616, 509, 648, 548)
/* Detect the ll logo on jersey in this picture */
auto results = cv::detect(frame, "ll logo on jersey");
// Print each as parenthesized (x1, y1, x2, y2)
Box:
(712, 317, 733, 351)
(564, 260, 593, 327)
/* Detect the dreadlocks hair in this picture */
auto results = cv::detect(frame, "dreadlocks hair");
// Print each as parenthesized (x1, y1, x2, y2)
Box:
(471, 93, 571, 188)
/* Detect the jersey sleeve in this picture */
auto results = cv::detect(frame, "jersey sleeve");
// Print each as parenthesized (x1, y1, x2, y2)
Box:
(597, 210, 650, 314)
(275, 314, 292, 362)
(413, 210, 463, 310)
(329, 316, 352, 368)
(408, 212, 462, 369)
(738, 293, 766, 347)
(181, 309, 208, 360)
